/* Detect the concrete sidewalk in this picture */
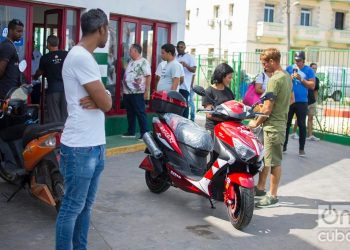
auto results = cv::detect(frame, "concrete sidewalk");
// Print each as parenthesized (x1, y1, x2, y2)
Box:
(106, 135, 145, 157)
(0, 137, 349, 249)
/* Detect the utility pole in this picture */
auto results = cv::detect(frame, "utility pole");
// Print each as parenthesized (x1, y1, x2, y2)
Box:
(287, 0, 291, 52)
(218, 19, 222, 62)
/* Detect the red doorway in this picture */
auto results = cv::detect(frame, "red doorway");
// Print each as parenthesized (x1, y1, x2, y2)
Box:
(107, 15, 171, 115)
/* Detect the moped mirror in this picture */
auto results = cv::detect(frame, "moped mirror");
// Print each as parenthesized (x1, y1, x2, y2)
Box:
(260, 92, 275, 102)
(193, 85, 206, 97)
(18, 60, 27, 72)
(250, 92, 276, 109)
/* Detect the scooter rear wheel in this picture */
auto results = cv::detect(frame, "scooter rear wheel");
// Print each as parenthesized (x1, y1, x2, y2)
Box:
(227, 185, 254, 230)
(145, 171, 170, 194)
(0, 155, 19, 184)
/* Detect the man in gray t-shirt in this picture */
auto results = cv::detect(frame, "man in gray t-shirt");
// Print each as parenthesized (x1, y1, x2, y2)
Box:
(156, 43, 183, 91)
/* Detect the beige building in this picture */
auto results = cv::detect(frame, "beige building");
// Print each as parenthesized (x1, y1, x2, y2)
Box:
(185, 0, 350, 56)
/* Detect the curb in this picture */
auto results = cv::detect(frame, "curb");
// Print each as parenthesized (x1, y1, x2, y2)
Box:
(106, 143, 146, 157)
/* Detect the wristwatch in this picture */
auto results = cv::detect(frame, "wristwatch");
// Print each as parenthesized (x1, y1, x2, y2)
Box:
(105, 90, 111, 96)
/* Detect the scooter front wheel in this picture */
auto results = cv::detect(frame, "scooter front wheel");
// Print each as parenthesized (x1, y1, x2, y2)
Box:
(227, 185, 254, 230)
(145, 171, 170, 194)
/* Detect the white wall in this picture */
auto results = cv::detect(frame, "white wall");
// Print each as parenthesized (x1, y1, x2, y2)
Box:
(185, 0, 251, 55)
(33, 0, 186, 50)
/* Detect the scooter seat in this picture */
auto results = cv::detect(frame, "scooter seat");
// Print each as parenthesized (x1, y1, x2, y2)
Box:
(22, 122, 64, 147)
(163, 113, 213, 152)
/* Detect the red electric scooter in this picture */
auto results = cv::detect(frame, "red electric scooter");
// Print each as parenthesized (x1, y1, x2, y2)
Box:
(139, 86, 269, 230)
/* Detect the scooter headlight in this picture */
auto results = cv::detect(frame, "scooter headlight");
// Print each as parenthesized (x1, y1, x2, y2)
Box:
(40, 135, 57, 147)
(232, 138, 256, 162)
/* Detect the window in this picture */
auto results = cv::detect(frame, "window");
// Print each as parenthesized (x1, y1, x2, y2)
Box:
(264, 4, 274, 23)
(186, 10, 190, 21)
(207, 48, 215, 80)
(229, 4, 234, 17)
(335, 12, 344, 30)
(300, 8, 311, 26)
(65, 10, 78, 51)
(0, 5, 27, 61)
(190, 48, 196, 56)
(213, 5, 220, 19)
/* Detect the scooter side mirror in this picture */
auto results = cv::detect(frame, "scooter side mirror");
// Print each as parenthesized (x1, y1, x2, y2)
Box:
(19, 60, 27, 73)
(251, 92, 276, 109)
(193, 85, 206, 97)
(260, 92, 276, 102)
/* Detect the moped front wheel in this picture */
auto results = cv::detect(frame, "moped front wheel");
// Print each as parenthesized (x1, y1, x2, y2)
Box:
(227, 185, 254, 230)
(145, 171, 170, 194)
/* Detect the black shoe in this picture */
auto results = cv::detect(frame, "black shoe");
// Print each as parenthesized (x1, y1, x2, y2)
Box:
(137, 136, 144, 142)
(121, 133, 136, 138)
(254, 186, 266, 197)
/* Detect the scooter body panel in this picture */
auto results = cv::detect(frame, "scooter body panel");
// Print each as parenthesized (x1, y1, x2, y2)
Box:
(23, 132, 60, 171)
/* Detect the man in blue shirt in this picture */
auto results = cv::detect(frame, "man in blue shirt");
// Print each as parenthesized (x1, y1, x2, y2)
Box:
(283, 51, 315, 156)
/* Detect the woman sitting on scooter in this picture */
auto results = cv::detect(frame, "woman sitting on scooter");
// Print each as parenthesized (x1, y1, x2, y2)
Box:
(202, 63, 235, 134)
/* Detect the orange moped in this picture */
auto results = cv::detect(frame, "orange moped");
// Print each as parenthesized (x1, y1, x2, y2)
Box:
(0, 86, 64, 211)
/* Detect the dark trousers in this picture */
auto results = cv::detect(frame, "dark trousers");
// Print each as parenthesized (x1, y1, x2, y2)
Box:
(284, 102, 308, 150)
(124, 93, 148, 136)
(46, 92, 68, 123)
(179, 89, 189, 119)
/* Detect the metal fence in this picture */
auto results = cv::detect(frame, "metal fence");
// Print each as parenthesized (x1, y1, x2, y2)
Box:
(193, 50, 350, 137)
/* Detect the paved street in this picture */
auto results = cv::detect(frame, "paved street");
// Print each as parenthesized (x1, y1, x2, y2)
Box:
(0, 139, 349, 250)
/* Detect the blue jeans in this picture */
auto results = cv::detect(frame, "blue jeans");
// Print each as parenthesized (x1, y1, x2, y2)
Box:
(56, 144, 105, 250)
(124, 93, 148, 136)
(188, 90, 195, 121)
(179, 89, 190, 119)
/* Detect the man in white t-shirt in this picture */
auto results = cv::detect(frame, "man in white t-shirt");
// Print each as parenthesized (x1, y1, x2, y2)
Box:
(176, 41, 196, 118)
(56, 9, 112, 250)
(121, 43, 151, 140)
(156, 43, 183, 92)
(155, 60, 184, 88)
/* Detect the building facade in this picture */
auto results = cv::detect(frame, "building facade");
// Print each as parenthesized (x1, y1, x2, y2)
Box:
(0, 0, 186, 134)
(185, 0, 350, 56)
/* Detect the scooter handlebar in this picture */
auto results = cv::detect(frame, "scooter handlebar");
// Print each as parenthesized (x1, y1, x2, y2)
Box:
(197, 108, 214, 113)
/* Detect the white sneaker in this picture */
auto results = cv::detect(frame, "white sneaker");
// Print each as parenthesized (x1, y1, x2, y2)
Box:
(307, 135, 320, 141)
(290, 133, 299, 140)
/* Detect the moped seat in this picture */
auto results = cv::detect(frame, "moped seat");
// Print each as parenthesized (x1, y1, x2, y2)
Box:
(163, 113, 213, 152)
(22, 122, 63, 147)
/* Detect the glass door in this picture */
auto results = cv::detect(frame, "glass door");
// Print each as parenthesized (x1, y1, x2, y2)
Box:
(43, 9, 63, 52)
(107, 19, 119, 111)
(119, 21, 136, 110)
(108, 15, 170, 114)
(141, 24, 153, 102)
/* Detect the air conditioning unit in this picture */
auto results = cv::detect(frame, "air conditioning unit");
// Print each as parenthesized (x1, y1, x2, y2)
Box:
(208, 19, 215, 27)
(224, 19, 232, 27)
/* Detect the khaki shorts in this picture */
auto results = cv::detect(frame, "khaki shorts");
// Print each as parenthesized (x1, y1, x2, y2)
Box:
(308, 103, 317, 116)
(263, 130, 285, 167)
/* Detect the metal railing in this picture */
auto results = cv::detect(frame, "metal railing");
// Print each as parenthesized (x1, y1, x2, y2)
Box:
(193, 50, 350, 137)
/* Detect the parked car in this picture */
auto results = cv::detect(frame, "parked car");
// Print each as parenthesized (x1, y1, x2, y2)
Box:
(317, 66, 350, 102)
